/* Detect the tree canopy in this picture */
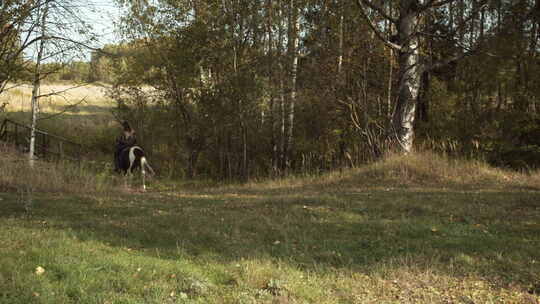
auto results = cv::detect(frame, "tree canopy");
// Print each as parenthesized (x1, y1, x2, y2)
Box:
(3, 0, 540, 178)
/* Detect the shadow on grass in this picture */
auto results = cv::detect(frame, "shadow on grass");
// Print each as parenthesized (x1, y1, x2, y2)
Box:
(1, 188, 539, 286)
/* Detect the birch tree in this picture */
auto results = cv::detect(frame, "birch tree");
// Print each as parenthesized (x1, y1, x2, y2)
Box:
(356, 0, 489, 153)
(20, 0, 100, 165)
(283, 0, 299, 170)
(28, 0, 48, 167)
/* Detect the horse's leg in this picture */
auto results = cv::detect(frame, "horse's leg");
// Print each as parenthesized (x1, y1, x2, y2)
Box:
(142, 168, 146, 191)
(123, 172, 129, 189)
(141, 156, 148, 191)
(125, 149, 135, 190)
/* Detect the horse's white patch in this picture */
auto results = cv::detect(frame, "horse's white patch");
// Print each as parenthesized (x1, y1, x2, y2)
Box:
(124, 146, 154, 191)
(127, 146, 148, 190)
(128, 146, 143, 171)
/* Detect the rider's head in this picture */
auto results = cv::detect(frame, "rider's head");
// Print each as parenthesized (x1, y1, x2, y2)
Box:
(122, 121, 134, 137)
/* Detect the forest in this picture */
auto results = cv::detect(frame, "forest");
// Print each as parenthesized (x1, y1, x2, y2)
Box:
(1, 0, 540, 179)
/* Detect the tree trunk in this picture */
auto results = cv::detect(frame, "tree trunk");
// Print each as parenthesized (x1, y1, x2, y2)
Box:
(276, 0, 286, 172)
(266, 0, 279, 174)
(186, 149, 199, 179)
(337, 4, 344, 74)
(416, 70, 430, 124)
(29, 1, 48, 167)
(391, 1, 421, 154)
(284, 0, 299, 170)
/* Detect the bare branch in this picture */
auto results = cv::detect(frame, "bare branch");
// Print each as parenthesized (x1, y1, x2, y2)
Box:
(38, 96, 89, 121)
(357, 0, 397, 24)
(46, 36, 120, 57)
(423, 36, 490, 72)
(36, 83, 90, 99)
(356, 0, 402, 51)
(421, 0, 490, 71)
(419, 0, 459, 11)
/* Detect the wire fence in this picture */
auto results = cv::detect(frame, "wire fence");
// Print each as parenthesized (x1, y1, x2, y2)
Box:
(0, 119, 82, 162)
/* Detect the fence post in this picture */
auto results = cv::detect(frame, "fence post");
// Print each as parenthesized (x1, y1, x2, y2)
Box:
(14, 123, 18, 147)
(59, 141, 64, 159)
(1, 119, 83, 163)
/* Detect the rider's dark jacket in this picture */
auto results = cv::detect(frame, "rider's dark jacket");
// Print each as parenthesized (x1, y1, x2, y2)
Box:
(114, 133, 137, 171)
(115, 133, 137, 152)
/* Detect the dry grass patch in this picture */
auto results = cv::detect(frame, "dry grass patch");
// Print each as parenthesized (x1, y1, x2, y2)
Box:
(0, 83, 114, 115)
(226, 152, 540, 195)
(357, 152, 540, 189)
(0, 144, 112, 194)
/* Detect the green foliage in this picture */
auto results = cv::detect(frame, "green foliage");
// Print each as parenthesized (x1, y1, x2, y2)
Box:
(37, 62, 92, 83)
(4, 0, 540, 179)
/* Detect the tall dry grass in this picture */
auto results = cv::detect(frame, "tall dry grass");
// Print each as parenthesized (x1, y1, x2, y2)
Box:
(233, 151, 540, 193)
(357, 152, 540, 189)
(0, 144, 113, 194)
(0, 83, 114, 115)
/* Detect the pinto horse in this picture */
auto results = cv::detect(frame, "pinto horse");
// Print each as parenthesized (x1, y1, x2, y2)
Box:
(118, 145, 155, 190)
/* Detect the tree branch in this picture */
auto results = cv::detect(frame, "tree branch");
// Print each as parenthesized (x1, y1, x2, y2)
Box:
(421, 0, 490, 71)
(419, 0, 459, 11)
(356, 0, 402, 51)
(46, 35, 120, 57)
(357, 0, 397, 24)
(424, 37, 486, 72)
(36, 83, 90, 99)
(38, 96, 89, 121)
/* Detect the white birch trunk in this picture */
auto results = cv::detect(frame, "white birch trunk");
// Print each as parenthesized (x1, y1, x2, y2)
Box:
(276, 0, 286, 170)
(337, 10, 344, 74)
(285, 0, 299, 169)
(29, 1, 48, 167)
(266, 0, 279, 173)
(391, 1, 421, 154)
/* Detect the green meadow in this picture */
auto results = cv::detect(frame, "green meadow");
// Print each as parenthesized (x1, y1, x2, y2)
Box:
(1, 142, 540, 303)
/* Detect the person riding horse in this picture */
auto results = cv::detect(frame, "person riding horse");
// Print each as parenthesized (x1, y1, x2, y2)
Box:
(114, 121, 137, 173)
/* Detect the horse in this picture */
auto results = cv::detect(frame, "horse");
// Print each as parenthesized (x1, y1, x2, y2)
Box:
(118, 145, 155, 191)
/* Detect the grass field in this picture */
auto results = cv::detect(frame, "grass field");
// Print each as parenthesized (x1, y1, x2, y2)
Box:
(0, 83, 119, 163)
(1, 149, 539, 303)
(0, 83, 114, 115)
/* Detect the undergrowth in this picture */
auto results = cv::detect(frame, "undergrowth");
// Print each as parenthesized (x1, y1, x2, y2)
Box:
(0, 144, 113, 194)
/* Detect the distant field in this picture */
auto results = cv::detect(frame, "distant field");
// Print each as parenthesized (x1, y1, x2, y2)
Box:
(0, 83, 114, 116)
(0, 83, 119, 160)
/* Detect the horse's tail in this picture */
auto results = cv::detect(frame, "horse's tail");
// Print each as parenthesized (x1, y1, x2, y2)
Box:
(141, 156, 156, 176)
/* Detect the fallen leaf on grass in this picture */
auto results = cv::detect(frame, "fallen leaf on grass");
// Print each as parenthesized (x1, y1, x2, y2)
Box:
(35, 266, 45, 275)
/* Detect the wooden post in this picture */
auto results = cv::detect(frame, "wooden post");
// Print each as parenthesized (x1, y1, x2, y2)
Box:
(59, 141, 64, 159)
(40, 132, 45, 159)
(14, 124, 18, 147)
